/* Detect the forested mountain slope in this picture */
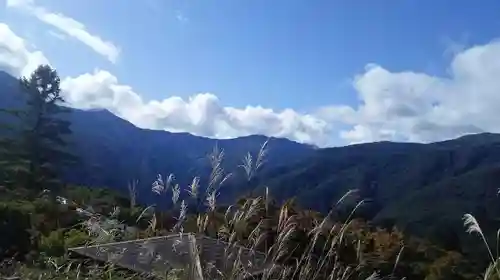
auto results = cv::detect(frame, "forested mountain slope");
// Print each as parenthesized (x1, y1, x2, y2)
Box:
(0, 70, 314, 205)
(245, 133, 500, 260)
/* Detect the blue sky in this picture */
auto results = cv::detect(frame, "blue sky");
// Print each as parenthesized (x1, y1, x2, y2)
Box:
(2, 0, 500, 146)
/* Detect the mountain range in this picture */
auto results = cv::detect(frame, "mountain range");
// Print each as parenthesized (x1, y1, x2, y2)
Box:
(2, 70, 500, 259)
(246, 132, 500, 260)
(0, 70, 315, 205)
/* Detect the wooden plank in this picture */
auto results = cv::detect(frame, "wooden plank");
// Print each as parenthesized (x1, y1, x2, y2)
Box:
(69, 233, 270, 278)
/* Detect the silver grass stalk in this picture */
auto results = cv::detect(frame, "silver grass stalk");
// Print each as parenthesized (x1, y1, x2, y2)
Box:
(464, 213, 500, 277)
(187, 176, 200, 199)
(172, 183, 180, 205)
(240, 152, 253, 180)
(255, 138, 269, 172)
(151, 174, 164, 195)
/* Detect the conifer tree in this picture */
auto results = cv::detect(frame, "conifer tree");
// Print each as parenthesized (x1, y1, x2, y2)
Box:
(0, 65, 78, 194)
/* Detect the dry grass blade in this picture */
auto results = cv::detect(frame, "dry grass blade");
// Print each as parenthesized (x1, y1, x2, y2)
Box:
(135, 205, 155, 223)
(335, 189, 358, 207)
(255, 138, 269, 172)
(464, 213, 500, 279)
(240, 152, 253, 180)
(188, 176, 200, 199)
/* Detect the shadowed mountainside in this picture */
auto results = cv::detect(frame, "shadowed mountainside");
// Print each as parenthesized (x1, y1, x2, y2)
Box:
(0, 70, 315, 205)
(244, 132, 500, 263)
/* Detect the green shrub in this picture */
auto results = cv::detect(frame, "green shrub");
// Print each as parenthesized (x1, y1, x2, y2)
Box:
(0, 202, 35, 260)
(63, 229, 90, 248)
(39, 229, 65, 257)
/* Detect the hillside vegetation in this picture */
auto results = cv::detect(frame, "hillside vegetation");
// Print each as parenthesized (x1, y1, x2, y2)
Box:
(243, 134, 500, 260)
(1, 65, 500, 279)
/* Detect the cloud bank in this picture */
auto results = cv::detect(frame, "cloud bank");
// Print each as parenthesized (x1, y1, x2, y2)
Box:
(1, 21, 500, 147)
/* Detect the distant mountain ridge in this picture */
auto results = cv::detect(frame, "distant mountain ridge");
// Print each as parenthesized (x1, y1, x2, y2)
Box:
(241, 130, 500, 260)
(0, 70, 315, 205)
(250, 131, 500, 209)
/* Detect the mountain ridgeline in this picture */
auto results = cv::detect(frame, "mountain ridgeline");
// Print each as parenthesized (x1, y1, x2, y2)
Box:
(0, 70, 315, 205)
(245, 133, 500, 260)
(3, 69, 500, 257)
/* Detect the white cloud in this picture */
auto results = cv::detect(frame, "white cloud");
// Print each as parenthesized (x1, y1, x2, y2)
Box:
(317, 41, 500, 144)
(0, 23, 49, 77)
(320, 41, 500, 142)
(60, 70, 331, 145)
(6, 0, 120, 63)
